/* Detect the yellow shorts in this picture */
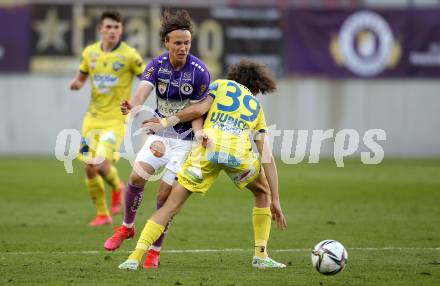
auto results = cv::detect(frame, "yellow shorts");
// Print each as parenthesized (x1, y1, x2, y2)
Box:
(79, 114, 125, 163)
(177, 144, 261, 194)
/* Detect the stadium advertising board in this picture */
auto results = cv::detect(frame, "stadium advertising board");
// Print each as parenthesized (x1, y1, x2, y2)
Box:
(30, 4, 283, 77)
(286, 9, 440, 78)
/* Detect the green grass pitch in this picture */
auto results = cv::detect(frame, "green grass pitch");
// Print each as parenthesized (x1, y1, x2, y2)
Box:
(0, 156, 439, 285)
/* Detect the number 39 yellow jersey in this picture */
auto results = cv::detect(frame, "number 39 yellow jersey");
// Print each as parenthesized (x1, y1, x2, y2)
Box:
(204, 79, 267, 156)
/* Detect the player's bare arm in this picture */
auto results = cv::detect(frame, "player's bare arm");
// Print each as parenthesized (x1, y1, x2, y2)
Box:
(120, 81, 154, 115)
(69, 71, 88, 90)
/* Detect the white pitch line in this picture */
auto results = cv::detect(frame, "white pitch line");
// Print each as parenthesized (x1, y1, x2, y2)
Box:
(1, 247, 439, 255)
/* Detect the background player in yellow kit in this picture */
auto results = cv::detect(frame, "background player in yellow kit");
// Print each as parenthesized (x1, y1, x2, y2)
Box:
(119, 59, 287, 270)
(69, 10, 145, 226)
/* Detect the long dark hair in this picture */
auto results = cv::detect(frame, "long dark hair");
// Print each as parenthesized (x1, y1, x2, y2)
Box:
(226, 59, 277, 95)
(160, 9, 193, 43)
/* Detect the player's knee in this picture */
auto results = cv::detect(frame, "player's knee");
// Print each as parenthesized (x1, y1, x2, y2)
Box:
(157, 187, 172, 206)
(129, 171, 146, 186)
(132, 162, 155, 183)
(85, 164, 99, 178)
(252, 180, 271, 202)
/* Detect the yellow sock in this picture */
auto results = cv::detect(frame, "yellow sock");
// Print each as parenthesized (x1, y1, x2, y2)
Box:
(103, 165, 121, 191)
(128, 249, 145, 262)
(253, 207, 272, 258)
(85, 176, 109, 216)
(128, 220, 165, 262)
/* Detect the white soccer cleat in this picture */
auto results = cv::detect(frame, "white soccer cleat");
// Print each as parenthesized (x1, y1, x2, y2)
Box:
(118, 259, 140, 270)
(252, 256, 287, 269)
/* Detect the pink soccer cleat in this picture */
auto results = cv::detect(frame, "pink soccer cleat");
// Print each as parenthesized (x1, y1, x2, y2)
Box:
(104, 225, 136, 251)
(89, 215, 112, 227)
(143, 249, 161, 269)
(111, 182, 125, 215)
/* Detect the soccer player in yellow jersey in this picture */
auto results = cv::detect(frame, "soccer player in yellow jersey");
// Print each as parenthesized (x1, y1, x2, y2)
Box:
(119, 59, 287, 270)
(69, 10, 146, 226)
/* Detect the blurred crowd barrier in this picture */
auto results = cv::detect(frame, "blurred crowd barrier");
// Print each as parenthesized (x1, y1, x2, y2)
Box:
(1, 75, 439, 158)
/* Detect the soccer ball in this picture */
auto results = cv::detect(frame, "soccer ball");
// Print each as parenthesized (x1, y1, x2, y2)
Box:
(311, 240, 348, 275)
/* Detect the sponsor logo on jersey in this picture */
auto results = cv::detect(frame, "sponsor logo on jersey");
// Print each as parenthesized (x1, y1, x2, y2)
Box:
(183, 72, 192, 80)
(180, 83, 193, 95)
(158, 78, 169, 95)
(90, 59, 97, 70)
(143, 66, 155, 80)
(157, 97, 189, 116)
(158, 67, 172, 75)
(92, 74, 119, 94)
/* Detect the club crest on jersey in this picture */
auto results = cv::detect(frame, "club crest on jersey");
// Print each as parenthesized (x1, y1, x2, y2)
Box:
(158, 79, 169, 95)
(112, 61, 124, 71)
(180, 83, 193, 95)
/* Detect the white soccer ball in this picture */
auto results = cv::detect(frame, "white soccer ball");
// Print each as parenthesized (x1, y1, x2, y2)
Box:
(311, 240, 348, 275)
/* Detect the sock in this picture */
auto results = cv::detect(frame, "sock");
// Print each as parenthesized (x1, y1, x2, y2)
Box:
(253, 207, 272, 258)
(103, 165, 121, 191)
(151, 200, 171, 251)
(123, 183, 145, 225)
(129, 220, 165, 262)
(85, 176, 109, 216)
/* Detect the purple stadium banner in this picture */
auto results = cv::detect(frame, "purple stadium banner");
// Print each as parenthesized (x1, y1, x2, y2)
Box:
(0, 5, 31, 72)
(286, 9, 440, 78)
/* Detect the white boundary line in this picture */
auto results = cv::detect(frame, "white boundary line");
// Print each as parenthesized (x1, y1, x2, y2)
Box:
(1, 247, 439, 255)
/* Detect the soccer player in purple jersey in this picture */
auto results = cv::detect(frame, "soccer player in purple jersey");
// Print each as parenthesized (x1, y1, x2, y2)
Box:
(103, 9, 210, 269)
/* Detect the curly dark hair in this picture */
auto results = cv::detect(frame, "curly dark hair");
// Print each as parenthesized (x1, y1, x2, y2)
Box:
(100, 10, 122, 24)
(160, 9, 193, 43)
(226, 59, 277, 95)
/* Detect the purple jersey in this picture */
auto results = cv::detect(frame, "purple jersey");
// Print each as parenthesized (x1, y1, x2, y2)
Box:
(141, 52, 210, 140)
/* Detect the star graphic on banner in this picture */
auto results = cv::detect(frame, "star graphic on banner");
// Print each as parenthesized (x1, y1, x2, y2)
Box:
(33, 8, 70, 52)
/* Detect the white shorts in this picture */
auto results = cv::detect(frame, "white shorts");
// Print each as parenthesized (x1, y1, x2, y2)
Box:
(135, 134, 193, 185)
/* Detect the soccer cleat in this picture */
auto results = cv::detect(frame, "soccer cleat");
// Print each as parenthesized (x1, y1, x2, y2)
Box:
(89, 215, 112, 227)
(111, 181, 125, 215)
(143, 249, 161, 269)
(104, 225, 136, 251)
(252, 256, 287, 269)
(118, 259, 140, 270)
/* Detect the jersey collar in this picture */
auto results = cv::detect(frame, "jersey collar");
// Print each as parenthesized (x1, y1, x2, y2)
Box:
(100, 40, 122, 53)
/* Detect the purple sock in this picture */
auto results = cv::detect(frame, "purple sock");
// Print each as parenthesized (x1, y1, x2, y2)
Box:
(123, 183, 144, 225)
(152, 200, 171, 248)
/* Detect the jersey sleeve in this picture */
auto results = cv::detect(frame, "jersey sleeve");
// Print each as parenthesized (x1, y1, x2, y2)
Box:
(141, 57, 158, 87)
(190, 68, 211, 103)
(254, 106, 268, 133)
(78, 48, 89, 74)
(130, 49, 146, 77)
(207, 79, 222, 99)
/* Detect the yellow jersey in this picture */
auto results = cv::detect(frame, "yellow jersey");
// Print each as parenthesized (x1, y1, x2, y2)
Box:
(204, 79, 267, 156)
(79, 41, 145, 120)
